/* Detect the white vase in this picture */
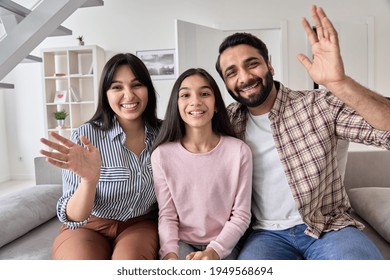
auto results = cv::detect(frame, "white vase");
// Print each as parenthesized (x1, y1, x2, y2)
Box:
(56, 119, 65, 128)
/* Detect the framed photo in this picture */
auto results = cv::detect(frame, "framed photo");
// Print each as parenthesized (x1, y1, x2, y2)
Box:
(53, 90, 67, 103)
(136, 49, 176, 80)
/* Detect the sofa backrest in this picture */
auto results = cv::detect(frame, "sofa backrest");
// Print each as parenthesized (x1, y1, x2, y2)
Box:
(34, 157, 62, 185)
(344, 150, 390, 190)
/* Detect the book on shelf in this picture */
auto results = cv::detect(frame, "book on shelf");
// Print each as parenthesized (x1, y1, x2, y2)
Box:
(88, 63, 94, 75)
(70, 87, 81, 102)
(53, 90, 67, 103)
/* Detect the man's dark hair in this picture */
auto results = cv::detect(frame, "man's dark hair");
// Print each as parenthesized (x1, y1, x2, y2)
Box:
(215, 32, 270, 78)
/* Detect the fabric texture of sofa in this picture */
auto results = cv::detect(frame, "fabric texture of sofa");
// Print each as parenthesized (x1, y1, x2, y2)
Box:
(344, 150, 390, 260)
(0, 150, 389, 260)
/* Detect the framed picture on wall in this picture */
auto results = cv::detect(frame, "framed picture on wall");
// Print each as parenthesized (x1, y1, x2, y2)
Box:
(53, 90, 67, 103)
(136, 49, 176, 80)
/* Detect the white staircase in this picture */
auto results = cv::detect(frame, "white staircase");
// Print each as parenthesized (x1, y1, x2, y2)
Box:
(0, 0, 104, 89)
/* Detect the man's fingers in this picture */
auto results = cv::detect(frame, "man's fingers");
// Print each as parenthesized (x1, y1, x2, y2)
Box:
(310, 5, 323, 39)
(301, 17, 318, 45)
(296, 53, 312, 71)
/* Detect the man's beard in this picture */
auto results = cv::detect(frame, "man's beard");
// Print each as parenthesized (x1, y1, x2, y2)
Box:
(228, 70, 274, 107)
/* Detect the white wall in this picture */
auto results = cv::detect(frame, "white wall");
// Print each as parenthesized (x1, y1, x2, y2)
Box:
(2, 0, 390, 180)
(0, 88, 10, 182)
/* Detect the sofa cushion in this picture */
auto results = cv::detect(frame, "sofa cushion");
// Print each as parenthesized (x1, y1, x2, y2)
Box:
(348, 187, 390, 243)
(0, 185, 62, 248)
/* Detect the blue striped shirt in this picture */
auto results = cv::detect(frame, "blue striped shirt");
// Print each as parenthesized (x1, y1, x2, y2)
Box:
(57, 117, 160, 229)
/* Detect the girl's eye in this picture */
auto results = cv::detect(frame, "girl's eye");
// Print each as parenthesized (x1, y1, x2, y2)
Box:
(180, 93, 189, 98)
(200, 92, 211, 97)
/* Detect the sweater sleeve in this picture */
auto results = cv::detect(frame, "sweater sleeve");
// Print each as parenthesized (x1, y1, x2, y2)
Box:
(151, 149, 180, 259)
(207, 142, 253, 259)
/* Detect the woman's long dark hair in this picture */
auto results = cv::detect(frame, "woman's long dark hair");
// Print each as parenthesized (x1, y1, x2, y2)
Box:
(88, 53, 159, 130)
(152, 68, 236, 152)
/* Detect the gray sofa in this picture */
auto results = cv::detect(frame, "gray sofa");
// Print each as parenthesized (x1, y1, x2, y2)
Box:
(0, 151, 389, 260)
(344, 150, 390, 260)
(0, 157, 62, 260)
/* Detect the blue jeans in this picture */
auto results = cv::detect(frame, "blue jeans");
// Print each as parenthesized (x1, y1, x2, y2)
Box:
(238, 224, 383, 260)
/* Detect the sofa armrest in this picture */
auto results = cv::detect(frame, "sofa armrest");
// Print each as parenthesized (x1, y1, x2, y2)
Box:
(34, 157, 62, 185)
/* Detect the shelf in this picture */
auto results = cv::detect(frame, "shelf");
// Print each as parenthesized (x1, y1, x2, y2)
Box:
(41, 45, 105, 139)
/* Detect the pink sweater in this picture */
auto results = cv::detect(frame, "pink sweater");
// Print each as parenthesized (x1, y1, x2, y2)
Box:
(151, 136, 252, 259)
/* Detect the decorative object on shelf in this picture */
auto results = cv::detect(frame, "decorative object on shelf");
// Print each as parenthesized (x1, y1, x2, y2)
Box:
(41, 45, 105, 138)
(70, 87, 81, 102)
(53, 90, 67, 103)
(53, 109, 68, 128)
(76, 35, 85, 46)
(136, 49, 176, 80)
(53, 73, 66, 77)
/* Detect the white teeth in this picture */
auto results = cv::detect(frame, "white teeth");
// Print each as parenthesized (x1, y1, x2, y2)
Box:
(189, 111, 204, 115)
(121, 103, 137, 109)
(241, 82, 259, 92)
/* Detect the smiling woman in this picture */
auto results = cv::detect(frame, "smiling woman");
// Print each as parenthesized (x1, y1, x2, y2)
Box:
(38, 53, 162, 260)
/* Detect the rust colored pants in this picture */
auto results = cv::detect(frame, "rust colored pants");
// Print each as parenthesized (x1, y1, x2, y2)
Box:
(52, 214, 158, 260)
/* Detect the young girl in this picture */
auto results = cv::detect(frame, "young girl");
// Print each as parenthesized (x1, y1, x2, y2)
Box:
(151, 68, 252, 260)
(40, 53, 161, 260)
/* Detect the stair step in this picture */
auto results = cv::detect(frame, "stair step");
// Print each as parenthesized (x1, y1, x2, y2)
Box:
(22, 54, 42, 63)
(82, 0, 104, 8)
(0, 82, 14, 89)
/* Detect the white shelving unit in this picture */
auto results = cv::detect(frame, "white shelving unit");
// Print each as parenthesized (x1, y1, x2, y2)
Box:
(41, 45, 105, 141)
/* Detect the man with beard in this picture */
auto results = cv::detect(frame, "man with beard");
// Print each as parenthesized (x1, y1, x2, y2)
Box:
(215, 5, 390, 260)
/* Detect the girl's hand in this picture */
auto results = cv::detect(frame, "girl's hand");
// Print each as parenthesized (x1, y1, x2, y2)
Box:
(162, 252, 178, 260)
(40, 131, 102, 183)
(186, 247, 220, 260)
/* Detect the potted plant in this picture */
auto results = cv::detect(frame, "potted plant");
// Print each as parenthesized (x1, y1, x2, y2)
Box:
(53, 109, 68, 128)
(76, 35, 85, 46)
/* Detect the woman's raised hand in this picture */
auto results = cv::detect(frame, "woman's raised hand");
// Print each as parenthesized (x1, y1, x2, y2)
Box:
(40, 132, 102, 183)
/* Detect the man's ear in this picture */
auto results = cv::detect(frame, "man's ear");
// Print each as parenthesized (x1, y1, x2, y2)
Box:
(268, 62, 275, 76)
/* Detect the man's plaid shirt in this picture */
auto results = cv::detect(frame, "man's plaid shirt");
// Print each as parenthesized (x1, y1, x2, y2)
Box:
(227, 81, 390, 238)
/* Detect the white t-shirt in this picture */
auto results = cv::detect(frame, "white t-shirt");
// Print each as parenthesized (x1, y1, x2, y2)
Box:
(245, 113, 303, 230)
